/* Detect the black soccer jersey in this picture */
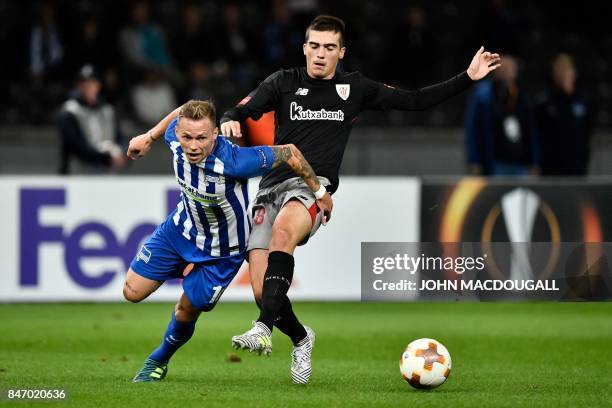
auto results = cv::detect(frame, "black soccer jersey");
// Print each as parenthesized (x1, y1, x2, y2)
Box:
(221, 67, 472, 193)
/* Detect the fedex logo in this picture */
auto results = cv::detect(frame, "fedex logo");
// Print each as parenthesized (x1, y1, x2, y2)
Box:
(19, 188, 180, 289)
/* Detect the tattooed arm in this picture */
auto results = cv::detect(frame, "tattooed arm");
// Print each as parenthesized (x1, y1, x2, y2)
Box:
(269, 144, 333, 224)
(269, 144, 319, 191)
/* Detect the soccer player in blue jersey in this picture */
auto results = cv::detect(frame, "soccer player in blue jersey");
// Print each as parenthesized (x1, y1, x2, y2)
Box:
(123, 100, 332, 382)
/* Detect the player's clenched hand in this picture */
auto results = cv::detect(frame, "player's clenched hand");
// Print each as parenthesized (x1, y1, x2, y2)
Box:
(317, 192, 333, 225)
(466, 46, 501, 81)
(127, 133, 153, 160)
(220, 120, 242, 138)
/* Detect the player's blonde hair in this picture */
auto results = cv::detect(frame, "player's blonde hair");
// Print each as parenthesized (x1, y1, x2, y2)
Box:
(178, 100, 216, 123)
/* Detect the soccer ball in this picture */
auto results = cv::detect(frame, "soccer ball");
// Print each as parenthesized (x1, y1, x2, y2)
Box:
(399, 338, 452, 389)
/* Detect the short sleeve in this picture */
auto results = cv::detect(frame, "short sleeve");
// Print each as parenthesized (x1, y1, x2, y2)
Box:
(164, 117, 179, 146)
(224, 143, 275, 179)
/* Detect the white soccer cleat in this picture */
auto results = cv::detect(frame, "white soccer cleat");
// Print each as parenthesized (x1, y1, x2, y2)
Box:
(291, 326, 316, 384)
(231, 321, 273, 356)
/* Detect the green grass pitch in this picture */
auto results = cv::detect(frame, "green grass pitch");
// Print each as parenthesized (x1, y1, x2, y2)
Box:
(1, 302, 611, 407)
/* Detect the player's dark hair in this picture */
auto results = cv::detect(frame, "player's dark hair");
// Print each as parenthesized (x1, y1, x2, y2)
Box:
(306, 15, 346, 47)
(179, 100, 216, 123)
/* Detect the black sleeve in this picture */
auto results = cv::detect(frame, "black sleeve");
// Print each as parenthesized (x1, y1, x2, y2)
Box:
(57, 111, 112, 165)
(220, 71, 283, 124)
(361, 71, 473, 111)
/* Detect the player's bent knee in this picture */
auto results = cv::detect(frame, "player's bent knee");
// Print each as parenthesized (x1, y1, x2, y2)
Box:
(123, 282, 145, 303)
(175, 302, 201, 322)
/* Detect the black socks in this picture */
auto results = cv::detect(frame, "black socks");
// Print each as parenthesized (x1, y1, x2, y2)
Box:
(275, 295, 308, 345)
(257, 251, 295, 332)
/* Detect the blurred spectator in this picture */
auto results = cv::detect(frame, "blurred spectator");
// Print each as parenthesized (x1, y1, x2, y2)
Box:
(535, 54, 592, 176)
(27, 2, 66, 122)
(286, 0, 319, 30)
(465, 55, 539, 176)
(57, 65, 126, 174)
(263, 0, 293, 70)
(120, 1, 173, 75)
(30, 3, 64, 80)
(101, 67, 122, 105)
(219, 4, 252, 65)
(131, 69, 177, 126)
(69, 14, 113, 73)
(179, 62, 215, 104)
(172, 4, 220, 70)
(218, 3, 259, 90)
(385, 5, 435, 88)
(347, 1, 385, 79)
(478, 0, 520, 55)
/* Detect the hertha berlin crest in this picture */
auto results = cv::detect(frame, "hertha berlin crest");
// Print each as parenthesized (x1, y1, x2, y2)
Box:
(336, 84, 350, 100)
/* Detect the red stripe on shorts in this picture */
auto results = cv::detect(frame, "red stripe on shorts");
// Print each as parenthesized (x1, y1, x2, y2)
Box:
(308, 203, 318, 227)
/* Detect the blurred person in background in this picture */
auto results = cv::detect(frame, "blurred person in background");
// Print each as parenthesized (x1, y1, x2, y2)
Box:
(70, 14, 122, 106)
(179, 62, 215, 104)
(30, 2, 64, 81)
(120, 1, 174, 80)
(218, 3, 259, 91)
(263, 0, 293, 70)
(70, 14, 112, 73)
(478, 0, 520, 56)
(535, 53, 592, 176)
(57, 65, 126, 174)
(29, 2, 65, 122)
(385, 5, 435, 89)
(172, 4, 220, 71)
(131, 68, 177, 127)
(465, 54, 539, 176)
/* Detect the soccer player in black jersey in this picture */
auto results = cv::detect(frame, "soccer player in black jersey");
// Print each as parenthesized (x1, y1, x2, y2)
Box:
(223, 15, 501, 384)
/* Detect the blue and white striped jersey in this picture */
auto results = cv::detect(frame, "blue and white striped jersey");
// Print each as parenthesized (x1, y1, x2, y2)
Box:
(164, 117, 274, 258)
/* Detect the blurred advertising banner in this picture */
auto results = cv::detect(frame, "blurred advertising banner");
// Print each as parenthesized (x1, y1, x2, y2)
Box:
(0, 176, 420, 302)
(361, 242, 612, 301)
(420, 177, 612, 244)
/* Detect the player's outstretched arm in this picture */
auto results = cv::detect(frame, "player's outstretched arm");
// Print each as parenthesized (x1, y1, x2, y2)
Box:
(126, 106, 182, 159)
(270, 144, 333, 224)
(364, 47, 501, 112)
(466, 46, 501, 81)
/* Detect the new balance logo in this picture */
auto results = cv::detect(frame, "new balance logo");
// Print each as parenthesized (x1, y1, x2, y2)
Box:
(295, 88, 309, 96)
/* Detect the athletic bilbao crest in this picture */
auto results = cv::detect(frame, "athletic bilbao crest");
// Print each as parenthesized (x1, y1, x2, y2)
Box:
(336, 84, 350, 100)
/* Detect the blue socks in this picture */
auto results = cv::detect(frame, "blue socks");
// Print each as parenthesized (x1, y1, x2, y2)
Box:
(148, 312, 196, 364)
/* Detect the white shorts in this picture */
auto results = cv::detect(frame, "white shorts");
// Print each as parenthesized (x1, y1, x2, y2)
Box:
(247, 177, 330, 251)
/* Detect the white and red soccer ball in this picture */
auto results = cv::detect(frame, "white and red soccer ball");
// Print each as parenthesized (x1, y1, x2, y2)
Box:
(399, 338, 452, 389)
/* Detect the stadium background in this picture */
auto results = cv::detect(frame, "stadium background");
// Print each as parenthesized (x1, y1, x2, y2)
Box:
(1, 1, 611, 407)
